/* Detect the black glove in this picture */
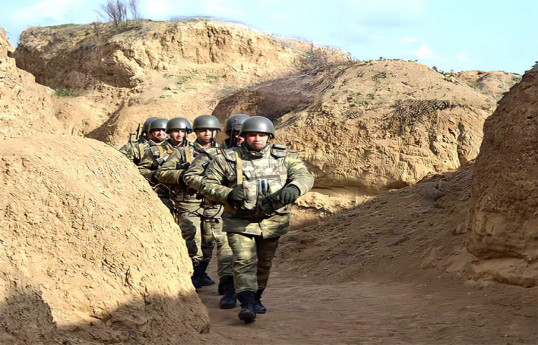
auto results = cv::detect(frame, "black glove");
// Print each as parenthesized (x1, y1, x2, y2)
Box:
(227, 186, 245, 205)
(279, 185, 300, 205)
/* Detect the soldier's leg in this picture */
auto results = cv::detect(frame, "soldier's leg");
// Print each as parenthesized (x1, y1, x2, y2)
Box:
(255, 236, 280, 290)
(201, 218, 215, 262)
(177, 202, 204, 288)
(227, 232, 258, 293)
(228, 232, 258, 322)
(209, 216, 236, 308)
(253, 236, 280, 314)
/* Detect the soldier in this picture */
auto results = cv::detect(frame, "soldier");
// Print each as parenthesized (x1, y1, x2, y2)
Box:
(138, 118, 174, 208)
(119, 117, 157, 165)
(156, 114, 220, 288)
(222, 113, 249, 148)
(183, 113, 250, 309)
(201, 116, 314, 323)
(166, 117, 192, 148)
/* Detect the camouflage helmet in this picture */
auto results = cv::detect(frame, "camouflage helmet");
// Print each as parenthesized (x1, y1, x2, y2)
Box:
(240, 116, 275, 138)
(148, 118, 168, 132)
(166, 117, 192, 133)
(142, 117, 158, 134)
(193, 114, 221, 131)
(224, 114, 250, 135)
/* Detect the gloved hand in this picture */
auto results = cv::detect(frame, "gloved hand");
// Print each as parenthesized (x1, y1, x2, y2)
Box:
(279, 185, 300, 205)
(227, 186, 245, 205)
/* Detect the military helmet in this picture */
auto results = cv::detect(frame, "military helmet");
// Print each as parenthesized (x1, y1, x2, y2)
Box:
(148, 118, 168, 132)
(240, 116, 275, 138)
(224, 114, 250, 134)
(193, 114, 221, 131)
(142, 117, 158, 134)
(166, 117, 192, 133)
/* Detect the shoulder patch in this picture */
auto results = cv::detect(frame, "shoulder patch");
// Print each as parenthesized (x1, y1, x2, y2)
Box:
(271, 143, 287, 158)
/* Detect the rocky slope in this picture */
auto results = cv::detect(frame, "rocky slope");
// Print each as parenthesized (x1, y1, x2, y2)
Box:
(0, 135, 221, 344)
(0, 29, 60, 140)
(214, 60, 505, 215)
(466, 64, 538, 287)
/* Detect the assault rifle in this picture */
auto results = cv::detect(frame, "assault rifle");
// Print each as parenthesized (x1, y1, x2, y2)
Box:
(128, 123, 141, 144)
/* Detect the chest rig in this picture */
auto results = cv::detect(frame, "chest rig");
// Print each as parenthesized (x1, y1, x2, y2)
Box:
(224, 144, 290, 218)
(149, 144, 172, 166)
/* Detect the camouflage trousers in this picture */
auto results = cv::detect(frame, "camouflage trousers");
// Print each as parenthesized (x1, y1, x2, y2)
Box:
(176, 202, 214, 262)
(226, 232, 280, 294)
(202, 215, 233, 278)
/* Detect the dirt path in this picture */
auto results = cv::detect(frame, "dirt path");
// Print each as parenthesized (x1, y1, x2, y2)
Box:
(199, 264, 537, 345)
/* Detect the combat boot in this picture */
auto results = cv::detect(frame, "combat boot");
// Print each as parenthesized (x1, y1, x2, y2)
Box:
(237, 291, 256, 323)
(254, 288, 266, 314)
(191, 260, 204, 289)
(199, 260, 215, 286)
(218, 275, 237, 309)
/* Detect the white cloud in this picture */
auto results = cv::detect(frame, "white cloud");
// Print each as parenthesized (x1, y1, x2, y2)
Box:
(412, 44, 434, 60)
(13, 0, 90, 22)
(402, 36, 418, 43)
(455, 52, 468, 62)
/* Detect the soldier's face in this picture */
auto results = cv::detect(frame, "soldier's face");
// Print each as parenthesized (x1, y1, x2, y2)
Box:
(245, 133, 269, 151)
(195, 129, 217, 145)
(149, 129, 166, 143)
(169, 129, 186, 145)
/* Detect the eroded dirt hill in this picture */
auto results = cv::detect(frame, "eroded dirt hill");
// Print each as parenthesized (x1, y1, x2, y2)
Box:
(213, 60, 518, 216)
(0, 29, 60, 140)
(0, 135, 223, 344)
(14, 20, 350, 146)
(466, 64, 538, 287)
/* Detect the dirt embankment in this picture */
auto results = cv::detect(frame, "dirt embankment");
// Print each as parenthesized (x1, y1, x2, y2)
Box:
(466, 64, 538, 287)
(214, 60, 503, 218)
(0, 29, 60, 140)
(0, 135, 223, 344)
(14, 20, 350, 146)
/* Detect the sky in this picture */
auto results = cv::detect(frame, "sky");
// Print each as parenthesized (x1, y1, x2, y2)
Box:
(0, 0, 536, 74)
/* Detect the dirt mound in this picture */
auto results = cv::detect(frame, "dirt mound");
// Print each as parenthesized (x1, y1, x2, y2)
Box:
(0, 28, 60, 140)
(278, 164, 475, 283)
(14, 20, 350, 146)
(0, 135, 221, 344)
(214, 60, 496, 215)
(456, 70, 521, 101)
(466, 65, 538, 287)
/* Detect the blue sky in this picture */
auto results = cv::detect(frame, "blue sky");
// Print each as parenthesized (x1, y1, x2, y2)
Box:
(1, 0, 535, 74)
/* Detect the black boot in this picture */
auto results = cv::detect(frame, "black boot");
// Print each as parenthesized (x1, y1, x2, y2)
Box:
(199, 260, 215, 286)
(191, 260, 203, 289)
(218, 276, 237, 309)
(237, 291, 256, 323)
(254, 288, 266, 314)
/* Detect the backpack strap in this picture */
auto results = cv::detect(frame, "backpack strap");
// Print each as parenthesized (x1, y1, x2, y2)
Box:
(235, 151, 243, 185)
(185, 146, 193, 163)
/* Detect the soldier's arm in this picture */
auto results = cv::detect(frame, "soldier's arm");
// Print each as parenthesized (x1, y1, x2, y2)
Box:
(119, 142, 135, 162)
(201, 156, 233, 204)
(284, 152, 314, 195)
(138, 149, 157, 182)
(155, 149, 184, 185)
(183, 153, 209, 192)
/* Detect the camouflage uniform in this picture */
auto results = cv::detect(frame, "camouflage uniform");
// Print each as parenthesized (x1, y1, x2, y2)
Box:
(184, 143, 233, 279)
(119, 136, 150, 165)
(201, 143, 314, 294)
(138, 139, 175, 209)
(154, 141, 204, 260)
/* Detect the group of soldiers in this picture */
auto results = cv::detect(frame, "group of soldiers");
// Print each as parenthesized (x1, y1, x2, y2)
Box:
(119, 113, 314, 323)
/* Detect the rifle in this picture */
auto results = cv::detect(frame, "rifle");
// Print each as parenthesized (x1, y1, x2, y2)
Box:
(210, 131, 216, 147)
(230, 119, 238, 147)
(135, 122, 141, 141)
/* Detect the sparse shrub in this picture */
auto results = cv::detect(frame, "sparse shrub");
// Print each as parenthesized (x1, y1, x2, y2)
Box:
(55, 89, 71, 97)
(99, 0, 139, 27)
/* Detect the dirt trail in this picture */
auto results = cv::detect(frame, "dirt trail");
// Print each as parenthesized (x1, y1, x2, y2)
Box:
(199, 263, 536, 345)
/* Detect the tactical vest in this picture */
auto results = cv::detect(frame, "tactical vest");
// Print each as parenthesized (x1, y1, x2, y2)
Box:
(149, 144, 172, 166)
(223, 144, 291, 218)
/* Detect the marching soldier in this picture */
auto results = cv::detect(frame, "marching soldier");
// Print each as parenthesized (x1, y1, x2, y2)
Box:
(156, 114, 220, 288)
(183, 113, 250, 309)
(201, 116, 314, 323)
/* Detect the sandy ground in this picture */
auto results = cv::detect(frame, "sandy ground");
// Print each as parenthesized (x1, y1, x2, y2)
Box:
(199, 262, 537, 345)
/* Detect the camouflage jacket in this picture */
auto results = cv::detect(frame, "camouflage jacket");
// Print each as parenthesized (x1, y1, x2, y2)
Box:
(138, 139, 174, 184)
(119, 136, 149, 165)
(155, 141, 212, 204)
(201, 143, 314, 238)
